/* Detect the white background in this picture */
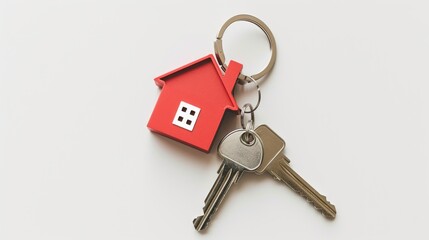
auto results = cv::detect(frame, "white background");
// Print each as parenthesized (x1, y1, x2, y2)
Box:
(1, 0, 428, 239)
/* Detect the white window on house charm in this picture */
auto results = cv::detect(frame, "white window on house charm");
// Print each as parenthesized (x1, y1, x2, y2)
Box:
(172, 101, 201, 131)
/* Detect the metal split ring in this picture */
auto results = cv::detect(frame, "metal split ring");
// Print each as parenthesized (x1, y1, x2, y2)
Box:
(214, 14, 277, 85)
(240, 103, 255, 130)
(240, 104, 256, 144)
(240, 76, 261, 113)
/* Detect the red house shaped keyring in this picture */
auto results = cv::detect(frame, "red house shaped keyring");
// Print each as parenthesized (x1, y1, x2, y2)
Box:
(147, 14, 276, 152)
(147, 55, 242, 152)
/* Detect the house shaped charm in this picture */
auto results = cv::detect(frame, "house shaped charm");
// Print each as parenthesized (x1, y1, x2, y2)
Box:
(147, 54, 243, 152)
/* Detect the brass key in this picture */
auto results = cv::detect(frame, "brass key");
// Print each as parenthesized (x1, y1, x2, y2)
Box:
(255, 124, 336, 219)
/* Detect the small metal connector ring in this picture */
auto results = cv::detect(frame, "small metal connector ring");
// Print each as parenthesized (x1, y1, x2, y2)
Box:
(240, 103, 255, 130)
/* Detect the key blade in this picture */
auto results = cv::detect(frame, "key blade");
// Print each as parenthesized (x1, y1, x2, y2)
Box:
(194, 129, 264, 231)
(254, 124, 336, 219)
(193, 163, 241, 231)
(268, 157, 337, 219)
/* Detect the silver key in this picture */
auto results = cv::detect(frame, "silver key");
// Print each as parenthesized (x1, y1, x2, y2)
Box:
(193, 129, 263, 231)
(255, 124, 336, 219)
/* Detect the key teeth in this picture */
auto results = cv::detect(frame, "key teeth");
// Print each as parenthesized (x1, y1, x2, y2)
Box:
(318, 204, 337, 219)
(293, 186, 336, 219)
(269, 165, 337, 219)
(291, 183, 336, 218)
(284, 177, 336, 219)
(304, 195, 336, 219)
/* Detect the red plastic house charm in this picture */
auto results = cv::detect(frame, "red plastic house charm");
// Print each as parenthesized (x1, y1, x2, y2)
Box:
(147, 54, 243, 152)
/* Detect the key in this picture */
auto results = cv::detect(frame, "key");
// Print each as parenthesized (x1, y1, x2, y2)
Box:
(193, 129, 263, 231)
(254, 124, 336, 219)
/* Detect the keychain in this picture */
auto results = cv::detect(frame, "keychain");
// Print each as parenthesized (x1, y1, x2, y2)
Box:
(147, 14, 276, 152)
(147, 14, 337, 231)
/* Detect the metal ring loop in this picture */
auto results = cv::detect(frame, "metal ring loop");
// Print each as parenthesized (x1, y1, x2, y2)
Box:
(240, 103, 255, 129)
(214, 14, 277, 85)
(245, 120, 254, 132)
(241, 76, 261, 113)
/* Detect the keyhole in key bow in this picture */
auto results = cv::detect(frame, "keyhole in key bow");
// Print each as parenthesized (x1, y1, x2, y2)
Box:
(240, 132, 255, 146)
